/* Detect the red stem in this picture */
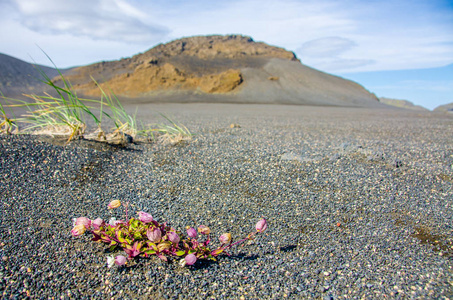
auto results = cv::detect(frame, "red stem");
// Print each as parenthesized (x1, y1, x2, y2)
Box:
(224, 231, 257, 250)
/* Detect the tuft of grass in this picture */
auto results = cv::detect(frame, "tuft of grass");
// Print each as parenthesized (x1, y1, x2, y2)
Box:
(145, 114, 193, 145)
(8, 53, 103, 143)
(92, 78, 138, 138)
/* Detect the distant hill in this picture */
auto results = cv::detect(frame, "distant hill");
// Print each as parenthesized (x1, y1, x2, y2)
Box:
(433, 102, 453, 113)
(0, 53, 71, 97)
(379, 97, 429, 111)
(1, 35, 383, 107)
(339, 64, 453, 111)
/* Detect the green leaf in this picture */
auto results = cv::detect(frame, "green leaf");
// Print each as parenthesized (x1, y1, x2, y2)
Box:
(145, 250, 156, 255)
(117, 231, 125, 243)
(175, 250, 186, 256)
(148, 242, 157, 251)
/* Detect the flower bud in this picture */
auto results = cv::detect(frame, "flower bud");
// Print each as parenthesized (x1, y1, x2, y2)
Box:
(167, 232, 180, 244)
(91, 218, 104, 230)
(107, 255, 115, 268)
(219, 233, 232, 244)
(106, 255, 126, 268)
(109, 218, 125, 227)
(71, 224, 86, 237)
(114, 255, 127, 266)
(73, 217, 91, 229)
(179, 259, 187, 267)
(108, 200, 121, 209)
(256, 218, 267, 232)
(186, 227, 197, 238)
(146, 227, 162, 243)
(157, 241, 172, 252)
(198, 225, 211, 235)
(185, 254, 197, 266)
(138, 211, 153, 223)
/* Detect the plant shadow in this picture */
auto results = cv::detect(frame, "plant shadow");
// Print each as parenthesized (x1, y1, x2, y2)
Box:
(280, 244, 298, 252)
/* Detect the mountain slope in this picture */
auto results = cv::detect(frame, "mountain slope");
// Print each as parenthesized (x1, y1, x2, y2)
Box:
(0, 53, 70, 96)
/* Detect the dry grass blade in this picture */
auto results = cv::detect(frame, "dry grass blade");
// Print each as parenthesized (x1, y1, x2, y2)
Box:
(145, 114, 193, 145)
(17, 93, 89, 143)
(0, 95, 18, 134)
(92, 78, 138, 138)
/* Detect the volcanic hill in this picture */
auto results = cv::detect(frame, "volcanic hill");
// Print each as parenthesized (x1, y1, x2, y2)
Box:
(54, 35, 381, 107)
(1, 35, 383, 107)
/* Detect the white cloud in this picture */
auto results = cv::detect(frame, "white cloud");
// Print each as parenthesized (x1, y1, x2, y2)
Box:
(308, 58, 375, 72)
(297, 37, 357, 58)
(294, 37, 375, 71)
(11, 0, 169, 43)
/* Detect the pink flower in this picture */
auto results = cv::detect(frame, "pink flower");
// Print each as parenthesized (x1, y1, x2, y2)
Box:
(256, 218, 267, 233)
(115, 255, 127, 266)
(91, 218, 104, 230)
(71, 224, 86, 237)
(107, 255, 127, 268)
(198, 225, 211, 235)
(219, 233, 232, 244)
(186, 227, 197, 238)
(185, 254, 197, 265)
(138, 211, 153, 223)
(167, 232, 180, 244)
(73, 217, 91, 229)
(146, 227, 162, 243)
(108, 200, 121, 209)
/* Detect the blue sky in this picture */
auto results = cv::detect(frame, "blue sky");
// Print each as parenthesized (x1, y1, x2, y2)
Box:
(0, 0, 452, 109)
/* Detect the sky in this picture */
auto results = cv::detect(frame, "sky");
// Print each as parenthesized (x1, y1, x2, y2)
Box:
(0, 0, 452, 109)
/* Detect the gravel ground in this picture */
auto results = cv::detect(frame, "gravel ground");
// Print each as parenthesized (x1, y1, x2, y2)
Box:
(1, 104, 452, 299)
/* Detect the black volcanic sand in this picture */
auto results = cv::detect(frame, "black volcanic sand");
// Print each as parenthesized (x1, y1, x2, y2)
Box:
(1, 104, 452, 299)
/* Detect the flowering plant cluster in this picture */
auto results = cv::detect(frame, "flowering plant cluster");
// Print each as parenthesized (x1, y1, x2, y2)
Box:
(72, 200, 267, 268)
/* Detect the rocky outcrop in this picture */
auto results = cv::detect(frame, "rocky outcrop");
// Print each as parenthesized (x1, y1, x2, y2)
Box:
(77, 62, 243, 97)
(140, 35, 298, 61)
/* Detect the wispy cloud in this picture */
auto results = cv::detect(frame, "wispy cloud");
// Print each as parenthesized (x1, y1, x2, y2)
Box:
(11, 0, 169, 43)
(297, 37, 357, 58)
(295, 37, 375, 71)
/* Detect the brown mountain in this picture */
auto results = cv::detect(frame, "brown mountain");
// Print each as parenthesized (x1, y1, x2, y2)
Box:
(54, 35, 381, 106)
(2, 35, 382, 107)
